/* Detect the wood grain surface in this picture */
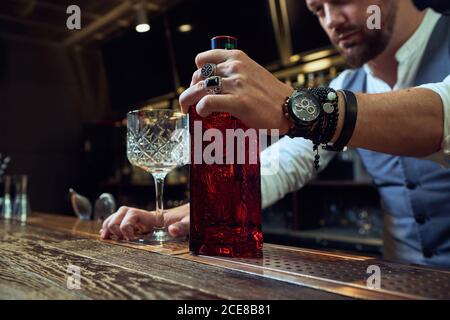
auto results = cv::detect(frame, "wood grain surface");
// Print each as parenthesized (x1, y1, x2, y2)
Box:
(0, 215, 347, 300)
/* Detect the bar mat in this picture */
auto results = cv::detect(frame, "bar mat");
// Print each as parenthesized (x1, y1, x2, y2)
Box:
(178, 245, 450, 300)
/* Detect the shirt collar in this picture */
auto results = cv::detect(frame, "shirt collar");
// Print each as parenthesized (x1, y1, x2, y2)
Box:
(364, 9, 441, 76)
(395, 9, 441, 63)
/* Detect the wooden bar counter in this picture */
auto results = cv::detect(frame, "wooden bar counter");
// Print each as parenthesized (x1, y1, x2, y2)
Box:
(1, 213, 449, 300)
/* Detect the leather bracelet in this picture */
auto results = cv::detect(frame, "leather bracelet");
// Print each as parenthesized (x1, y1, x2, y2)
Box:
(325, 90, 358, 152)
(308, 87, 339, 145)
(322, 99, 339, 144)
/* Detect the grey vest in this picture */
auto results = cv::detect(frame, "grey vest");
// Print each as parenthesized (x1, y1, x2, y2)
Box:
(341, 16, 450, 268)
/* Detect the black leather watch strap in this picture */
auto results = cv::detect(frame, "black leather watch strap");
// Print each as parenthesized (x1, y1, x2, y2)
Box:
(325, 90, 358, 152)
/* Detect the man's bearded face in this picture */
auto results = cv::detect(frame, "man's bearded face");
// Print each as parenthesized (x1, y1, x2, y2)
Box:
(306, 0, 399, 67)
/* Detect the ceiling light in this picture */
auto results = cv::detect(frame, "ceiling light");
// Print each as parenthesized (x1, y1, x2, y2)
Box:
(136, 23, 150, 33)
(289, 54, 301, 63)
(178, 24, 193, 33)
(135, 2, 150, 33)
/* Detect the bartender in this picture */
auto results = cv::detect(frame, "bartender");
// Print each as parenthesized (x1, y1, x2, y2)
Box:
(102, 0, 450, 268)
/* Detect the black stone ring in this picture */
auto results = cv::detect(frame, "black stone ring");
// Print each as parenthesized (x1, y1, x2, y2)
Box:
(201, 63, 217, 79)
(204, 76, 222, 94)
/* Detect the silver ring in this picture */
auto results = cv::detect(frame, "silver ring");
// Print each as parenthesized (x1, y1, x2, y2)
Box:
(204, 76, 222, 94)
(201, 63, 217, 79)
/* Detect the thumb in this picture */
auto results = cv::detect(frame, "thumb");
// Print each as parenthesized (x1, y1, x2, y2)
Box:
(196, 94, 236, 117)
(168, 215, 190, 237)
(164, 203, 190, 226)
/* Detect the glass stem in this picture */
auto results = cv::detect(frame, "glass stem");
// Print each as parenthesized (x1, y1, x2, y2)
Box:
(154, 175, 165, 229)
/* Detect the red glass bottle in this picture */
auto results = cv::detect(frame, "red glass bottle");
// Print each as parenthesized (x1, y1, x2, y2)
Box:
(189, 36, 263, 258)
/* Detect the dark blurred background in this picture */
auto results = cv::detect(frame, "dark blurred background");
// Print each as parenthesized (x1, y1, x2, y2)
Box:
(0, 0, 382, 256)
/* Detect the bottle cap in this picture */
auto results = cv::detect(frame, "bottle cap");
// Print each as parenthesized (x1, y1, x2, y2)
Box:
(211, 36, 237, 50)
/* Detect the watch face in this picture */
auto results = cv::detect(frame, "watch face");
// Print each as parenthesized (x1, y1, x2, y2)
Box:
(290, 91, 320, 122)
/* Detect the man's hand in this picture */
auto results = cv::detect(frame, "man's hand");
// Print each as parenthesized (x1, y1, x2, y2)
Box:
(179, 49, 295, 134)
(100, 203, 190, 240)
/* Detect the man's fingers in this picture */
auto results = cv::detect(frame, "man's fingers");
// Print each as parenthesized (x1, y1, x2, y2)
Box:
(120, 209, 156, 240)
(119, 211, 140, 240)
(190, 69, 207, 87)
(195, 49, 234, 69)
(190, 63, 228, 87)
(105, 208, 128, 229)
(168, 215, 190, 237)
(104, 206, 129, 239)
(102, 206, 127, 230)
(100, 204, 190, 239)
(101, 210, 114, 230)
(109, 224, 123, 239)
(100, 228, 112, 239)
(164, 204, 190, 226)
(196, 94, 236, 117)
(179, 78, 234, 114)
(179, 82, 207, 113)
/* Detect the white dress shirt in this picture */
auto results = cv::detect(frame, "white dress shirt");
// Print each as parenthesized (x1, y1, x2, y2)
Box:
(421, 75, 450, 165)
(261, 9, 450, 208)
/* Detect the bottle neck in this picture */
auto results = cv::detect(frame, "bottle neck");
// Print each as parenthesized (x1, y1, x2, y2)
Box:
(211, 36, 237, 50)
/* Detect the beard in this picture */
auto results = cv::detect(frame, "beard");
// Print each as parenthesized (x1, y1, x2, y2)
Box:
(331, 1, 398, 68)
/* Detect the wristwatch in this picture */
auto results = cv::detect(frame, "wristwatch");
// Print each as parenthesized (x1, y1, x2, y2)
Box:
(284, 89, 322, 139)
(283, 88, 338, 142)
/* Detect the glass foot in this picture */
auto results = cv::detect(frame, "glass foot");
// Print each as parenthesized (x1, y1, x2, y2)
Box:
(129, 229, 178, 245)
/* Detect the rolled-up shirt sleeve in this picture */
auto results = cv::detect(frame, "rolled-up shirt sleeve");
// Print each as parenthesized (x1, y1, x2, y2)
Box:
(260, 74, 350, 208)
(261, 137, 335, 208)
(420, 74, 450, 165)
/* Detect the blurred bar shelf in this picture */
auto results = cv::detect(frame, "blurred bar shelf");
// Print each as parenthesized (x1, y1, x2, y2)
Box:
(263, 226, 383, 256)
(305, 180, 375, 188)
